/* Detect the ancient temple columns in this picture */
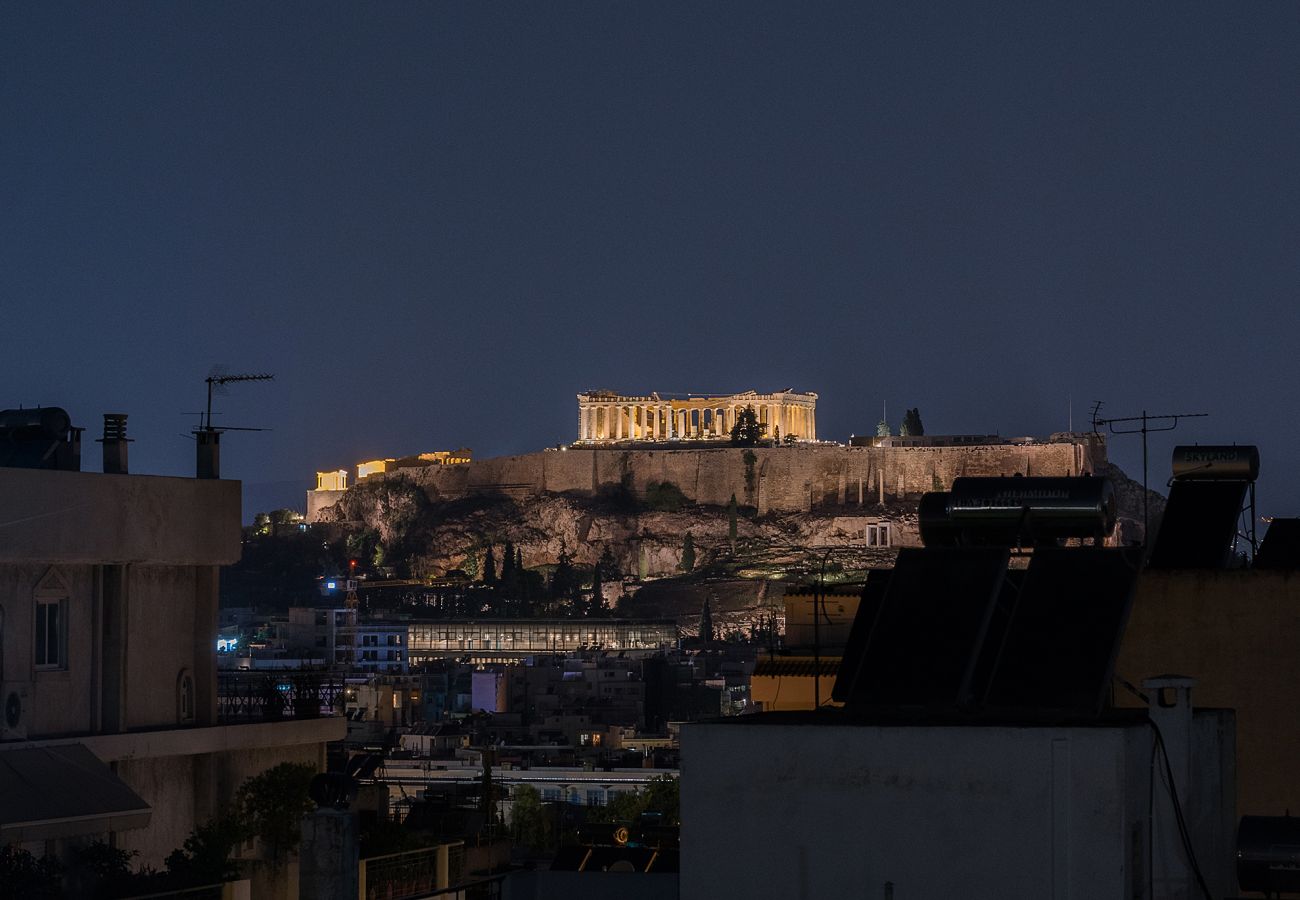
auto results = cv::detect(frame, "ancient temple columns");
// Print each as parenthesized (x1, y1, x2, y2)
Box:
(574, 391, 818, 444)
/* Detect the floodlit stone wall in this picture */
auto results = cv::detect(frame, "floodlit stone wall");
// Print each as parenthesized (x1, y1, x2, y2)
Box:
(309, 436, 1104, 521)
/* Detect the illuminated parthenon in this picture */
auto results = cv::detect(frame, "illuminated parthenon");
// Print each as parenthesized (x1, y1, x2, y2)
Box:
(575, 389, 817, 444)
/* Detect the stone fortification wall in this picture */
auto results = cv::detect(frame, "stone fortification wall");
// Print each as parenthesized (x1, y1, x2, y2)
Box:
(309, 436, 1104, 521)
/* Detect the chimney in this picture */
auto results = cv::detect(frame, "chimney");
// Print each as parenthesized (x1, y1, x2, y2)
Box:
(196, 429, 220, 479)
(98, 414, 131, 475)
(1144, 674, 1196, 900)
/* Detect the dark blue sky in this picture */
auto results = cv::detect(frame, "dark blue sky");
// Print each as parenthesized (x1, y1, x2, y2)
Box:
(4, 3, 1298, 518)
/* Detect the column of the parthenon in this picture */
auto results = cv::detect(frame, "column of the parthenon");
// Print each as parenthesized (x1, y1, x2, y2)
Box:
(575, 390, 817, 444)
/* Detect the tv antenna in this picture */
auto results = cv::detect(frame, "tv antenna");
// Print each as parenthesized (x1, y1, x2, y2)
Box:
(1093, 406, 1208, 545)
(200, 367, 274, 431)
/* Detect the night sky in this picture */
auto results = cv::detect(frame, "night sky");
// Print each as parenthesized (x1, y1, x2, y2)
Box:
(4, 4, 1299, 520)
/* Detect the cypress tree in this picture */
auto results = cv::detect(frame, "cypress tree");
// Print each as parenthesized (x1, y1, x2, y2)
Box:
(680, 533, 695, 572)
(699, 597, 714, 645)
(590, 566, 604, 617)
(501, 541, 516, 584)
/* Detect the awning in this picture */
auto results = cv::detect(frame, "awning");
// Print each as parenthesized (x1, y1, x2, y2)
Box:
(0, 743, 151, 842)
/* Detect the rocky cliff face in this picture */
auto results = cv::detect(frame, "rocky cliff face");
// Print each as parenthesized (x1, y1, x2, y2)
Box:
(325, 477, 903, 581)
(321, 462, 1158, 582)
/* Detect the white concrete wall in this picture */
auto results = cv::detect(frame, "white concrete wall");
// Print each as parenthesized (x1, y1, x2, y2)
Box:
(681, 718, 1233, 900)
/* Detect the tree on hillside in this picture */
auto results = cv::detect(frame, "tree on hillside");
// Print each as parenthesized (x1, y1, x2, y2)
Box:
(482, 545, 497, 585)
(589, 565, 604, 616)
(550, 551, 575, 601)
(596, 546, 621, 582)
(680, 533, 695, 572)
(901, 408, 925, 437)
(501, 541, 516, 586)
(699, 597, 714, 645)
(729, 404, 766, 446)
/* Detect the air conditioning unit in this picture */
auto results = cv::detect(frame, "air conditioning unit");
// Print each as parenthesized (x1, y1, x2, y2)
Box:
(1, 683, 30, 740)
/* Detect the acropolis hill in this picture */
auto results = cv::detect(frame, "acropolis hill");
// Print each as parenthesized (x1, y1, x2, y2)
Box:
(310, 430, 1108, 521)
(312, 388, 1106, 514)
(305, 391, 1160, 586)
(305, 434, 1159, 597)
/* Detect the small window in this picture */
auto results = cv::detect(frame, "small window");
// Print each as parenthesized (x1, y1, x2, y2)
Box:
(35, 598, 65, 669)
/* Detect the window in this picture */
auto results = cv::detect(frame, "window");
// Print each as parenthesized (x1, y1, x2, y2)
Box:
(867, 523, 891, 547)
(586, 789, 604, 807)
(35, 597, 64, 669)
(542, 788, 561, 802)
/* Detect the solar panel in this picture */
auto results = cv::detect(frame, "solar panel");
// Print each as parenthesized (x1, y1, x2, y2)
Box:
(830, 569, 891, 704)
(983, 547, 1142, 713)
(1148, 481, 1248, 569)
(844, 547, 1008, 708)
(964, 567, 1027, 703)
(1256, 518, 1300, 571)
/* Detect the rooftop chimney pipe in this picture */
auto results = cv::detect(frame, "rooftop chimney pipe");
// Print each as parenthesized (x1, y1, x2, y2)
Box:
(196, 429, 220, 479)
(98, 413, 131, 475)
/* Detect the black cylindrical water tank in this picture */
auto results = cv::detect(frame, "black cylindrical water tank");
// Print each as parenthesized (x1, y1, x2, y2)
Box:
(0, 407, 72, 439)
(948, 476, 1116, 542)
(1172, 445, 1260, 481)
(1237, 815, 1300, 894)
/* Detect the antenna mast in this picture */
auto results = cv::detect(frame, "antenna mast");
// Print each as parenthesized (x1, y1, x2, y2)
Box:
(204, 372, 274, 430)
(1093, 408, 1208, 546)
(194, 370, 274, 479)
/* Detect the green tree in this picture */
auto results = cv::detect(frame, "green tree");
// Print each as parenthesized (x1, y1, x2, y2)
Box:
(876, 419, 892, 438)
(729, 404, 766, 446)
(501, 540, 516, 583)
(0, 846, 62, 899)
(235, 762, 317, 867)
(901, 408, 925, 437)
(269, 508, 303, 526)
(550, 551, 574, 601)
(699, 597, 714, 645)
(644, 480, 687, 512)
(680, 533, 695, 572)
(589, 565, 604, 616)
(164, 817, 244, 885)
(589, 776, 680, 827)
(511, 784, 552, 850)
(482, 545, 497, 585)
(596, 546, 620, 581)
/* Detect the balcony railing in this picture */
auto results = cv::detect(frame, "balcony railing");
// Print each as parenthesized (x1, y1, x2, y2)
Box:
(217, 672, 346, 723)
(359, 842, 466, 900)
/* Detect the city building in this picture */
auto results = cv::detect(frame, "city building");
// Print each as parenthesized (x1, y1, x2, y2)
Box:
(751, 586, 860, 712)
(0, 409, 345, 870)
(682, 688, 1235, 899)
(406, 618, 678, 664)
